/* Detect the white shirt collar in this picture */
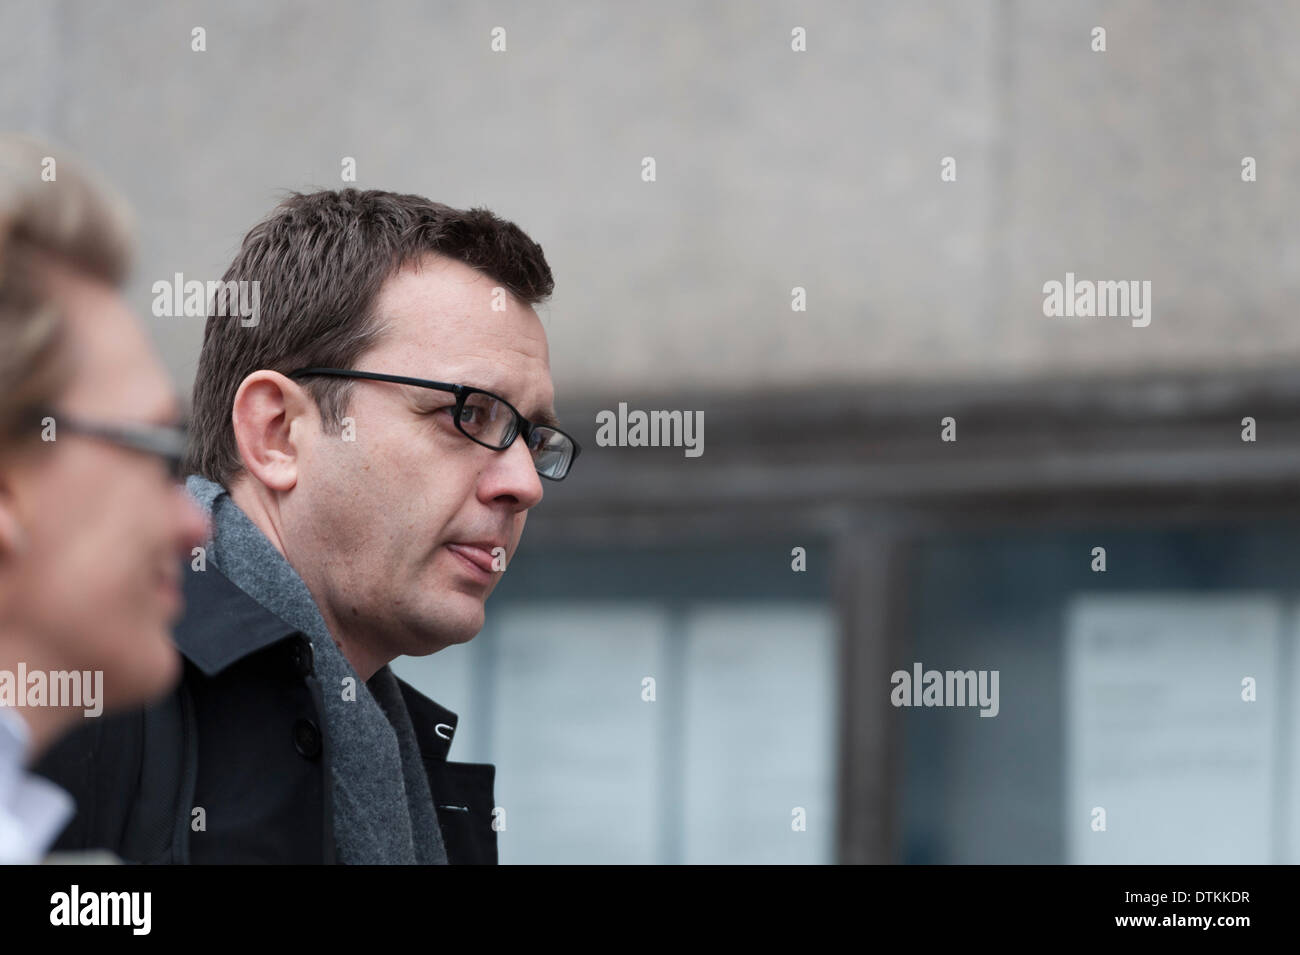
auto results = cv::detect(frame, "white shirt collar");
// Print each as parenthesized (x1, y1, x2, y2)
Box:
(0, 706, 75, 863)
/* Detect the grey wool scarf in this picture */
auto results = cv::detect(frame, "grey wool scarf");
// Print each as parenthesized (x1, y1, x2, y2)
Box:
(185, 475, 447, 865)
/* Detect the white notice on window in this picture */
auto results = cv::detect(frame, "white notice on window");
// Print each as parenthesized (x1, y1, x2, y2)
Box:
(1065, 594, 1279, 864)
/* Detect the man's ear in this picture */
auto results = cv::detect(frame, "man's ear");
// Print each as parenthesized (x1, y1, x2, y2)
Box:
(230, 371, 314, 493)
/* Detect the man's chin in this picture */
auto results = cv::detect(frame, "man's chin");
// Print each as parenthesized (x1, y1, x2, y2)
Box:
(404, 596, 485, 654)
(101, 639, 182, 712)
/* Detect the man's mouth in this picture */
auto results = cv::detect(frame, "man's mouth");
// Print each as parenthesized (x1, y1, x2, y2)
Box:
(444, 541, 504, 581)
(156, 564, 183, 611)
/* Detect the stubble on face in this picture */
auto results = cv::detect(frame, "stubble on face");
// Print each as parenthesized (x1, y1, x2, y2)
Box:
(283, 254, 554, 677)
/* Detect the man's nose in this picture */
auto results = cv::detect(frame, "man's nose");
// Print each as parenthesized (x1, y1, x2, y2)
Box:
(484, 437, 544, 509)
(173, 485, 210, 554)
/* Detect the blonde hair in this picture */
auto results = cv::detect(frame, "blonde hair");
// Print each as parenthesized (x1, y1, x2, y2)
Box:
(0, 135, 134, 448)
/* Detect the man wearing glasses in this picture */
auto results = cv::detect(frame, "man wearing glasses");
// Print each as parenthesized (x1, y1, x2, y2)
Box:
(0, 135, 209, 862)
(38, 189, 577, 864)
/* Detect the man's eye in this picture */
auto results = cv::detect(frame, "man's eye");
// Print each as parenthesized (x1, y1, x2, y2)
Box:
(428, 405, 481, 428)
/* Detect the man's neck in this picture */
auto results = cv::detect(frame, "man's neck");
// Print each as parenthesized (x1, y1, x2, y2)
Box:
(227, 477, 292, 559)
(226, 479, 390, 682)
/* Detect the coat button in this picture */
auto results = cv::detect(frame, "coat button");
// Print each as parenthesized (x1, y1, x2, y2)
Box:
(290, 637, 314, 677)
(293, 718, 322, 759)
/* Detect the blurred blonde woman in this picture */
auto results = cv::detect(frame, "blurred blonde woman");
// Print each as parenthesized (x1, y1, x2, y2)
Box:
(0, 135, 207, 862)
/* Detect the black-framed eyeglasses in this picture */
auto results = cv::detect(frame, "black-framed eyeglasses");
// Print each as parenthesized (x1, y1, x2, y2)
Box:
(288, 367, 581, 481)
(38, 409, 189, 480)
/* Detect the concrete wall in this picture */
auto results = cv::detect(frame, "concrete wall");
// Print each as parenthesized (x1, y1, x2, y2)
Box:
(3, 0, 1297, 404)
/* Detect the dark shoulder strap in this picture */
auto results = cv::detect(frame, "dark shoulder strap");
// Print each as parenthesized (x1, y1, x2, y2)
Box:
(119, 677, 199, 864)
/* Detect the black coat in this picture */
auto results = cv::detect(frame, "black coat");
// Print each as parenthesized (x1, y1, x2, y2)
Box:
(34, 561, 498, 864)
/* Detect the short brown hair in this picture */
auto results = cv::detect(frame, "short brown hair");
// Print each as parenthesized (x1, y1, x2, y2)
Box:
(187, 189, 555, 485)
(0, 135, 134, 450)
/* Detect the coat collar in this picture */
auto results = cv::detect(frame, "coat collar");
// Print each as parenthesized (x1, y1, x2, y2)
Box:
(173, 561, 461, 761)
(174, 560, 300, 677)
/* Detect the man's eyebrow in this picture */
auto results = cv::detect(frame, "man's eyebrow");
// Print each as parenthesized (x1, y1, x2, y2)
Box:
(412, 372, 561, 427)
(529, 406, 562, 429)
(461, 380, 561, 428)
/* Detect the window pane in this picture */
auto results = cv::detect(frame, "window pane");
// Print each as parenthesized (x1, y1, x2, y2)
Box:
(682, 604, 837, 864)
